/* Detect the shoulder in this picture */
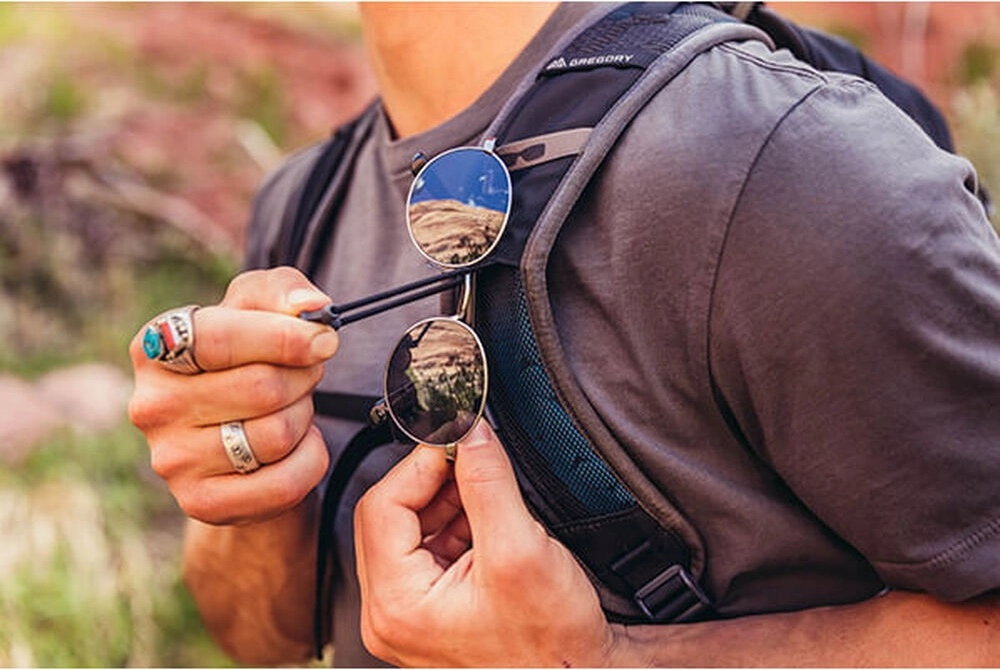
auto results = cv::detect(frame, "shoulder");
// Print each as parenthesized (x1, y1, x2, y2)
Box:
(697, 39, 1000, 602)
(605, 34, 1000, 600)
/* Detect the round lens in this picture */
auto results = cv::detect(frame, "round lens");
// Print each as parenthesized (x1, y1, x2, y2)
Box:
(406, 147, 512, 268)
(384, 318, 487, 446)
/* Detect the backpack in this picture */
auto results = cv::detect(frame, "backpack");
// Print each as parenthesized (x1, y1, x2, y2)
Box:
(284, 3, 983, 657)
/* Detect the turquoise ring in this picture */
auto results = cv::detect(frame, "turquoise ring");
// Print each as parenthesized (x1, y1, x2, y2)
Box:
(143, 305, 202, 374)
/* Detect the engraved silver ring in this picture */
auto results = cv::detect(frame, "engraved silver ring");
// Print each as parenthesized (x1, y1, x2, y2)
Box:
(220, 421, 261, 474)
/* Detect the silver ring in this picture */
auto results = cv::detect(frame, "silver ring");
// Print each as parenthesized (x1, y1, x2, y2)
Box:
(142, 305, 203, 374)
(220, 421, 261, 474)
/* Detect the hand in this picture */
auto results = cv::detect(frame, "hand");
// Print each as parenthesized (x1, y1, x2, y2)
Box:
(354, 421, 621, 667)
(128, 266, 336, 525)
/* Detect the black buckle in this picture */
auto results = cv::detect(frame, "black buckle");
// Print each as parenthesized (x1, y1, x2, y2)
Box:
(633, 564, 712, 623)
(610, 539, 713, 623)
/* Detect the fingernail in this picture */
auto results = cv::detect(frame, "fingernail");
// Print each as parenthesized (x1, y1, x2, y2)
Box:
(461, 420, 495, 448)
(288, 287, 328, 311)
(310, 330, 339, 359)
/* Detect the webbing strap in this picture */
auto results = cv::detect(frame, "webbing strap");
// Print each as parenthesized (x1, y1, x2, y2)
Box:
(313, 420, 393, 659)
(476, 2, 729, 622)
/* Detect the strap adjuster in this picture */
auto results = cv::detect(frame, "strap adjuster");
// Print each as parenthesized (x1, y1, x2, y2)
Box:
(610, 538, 713, 623)
(633, 564, 712, 623)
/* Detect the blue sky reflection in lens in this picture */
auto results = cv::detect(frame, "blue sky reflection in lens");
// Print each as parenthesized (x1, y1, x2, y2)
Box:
(407, 147, 512, 268)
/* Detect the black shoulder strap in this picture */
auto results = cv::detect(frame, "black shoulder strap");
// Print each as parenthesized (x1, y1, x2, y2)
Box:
(285, 102, 382, 425)
(283, 100, 380, 277)
(477, 1, 740, 627)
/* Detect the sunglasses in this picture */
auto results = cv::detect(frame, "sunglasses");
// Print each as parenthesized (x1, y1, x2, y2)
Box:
(300, 144, 511, 448)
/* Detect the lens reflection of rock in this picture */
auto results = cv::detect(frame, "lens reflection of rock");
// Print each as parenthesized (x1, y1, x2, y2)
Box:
(386, 320, 484, 444)
(409, 199, 504, 265)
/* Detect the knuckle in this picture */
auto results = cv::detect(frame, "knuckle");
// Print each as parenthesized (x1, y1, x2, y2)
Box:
(222, 270, 262, 304)
(128, 328, 150, 365)
(245, 366, 289, 412)
(354, 485, 384, 522)
(128, 388, 171, 431)
(258, 413, 299, 461)
(365, 601, 407, 649)
(174, 486, 216, 524)
(275, 318, 313, 366)
(360, 618, 393, 662)
(147, 442, 182, 480)
(490, 523, 550, 581)
(268, 470, 311, 512)
(268, 265, 308, 286)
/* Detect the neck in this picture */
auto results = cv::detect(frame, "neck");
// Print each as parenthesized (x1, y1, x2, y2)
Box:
(358, 2, 559, 138)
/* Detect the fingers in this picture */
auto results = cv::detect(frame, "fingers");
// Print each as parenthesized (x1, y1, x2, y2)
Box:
(453, 421, 547, 561)
(148, 394, 316, 480)
(130, 359, 324, 429)
(354, 445, 454, 579)
(417, 478, 461, 538)
(129, 304, 338, 375)
(221, 266, 331, 315)
(129, 267, 337, 374)
(421, 511, 471, 568)
(187, 306, 340, 371)
(129, 267, 339, 526)
(170, 425, 331, 526)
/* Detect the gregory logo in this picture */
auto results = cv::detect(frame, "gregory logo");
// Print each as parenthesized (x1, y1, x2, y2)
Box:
(544, 53, 636, 72)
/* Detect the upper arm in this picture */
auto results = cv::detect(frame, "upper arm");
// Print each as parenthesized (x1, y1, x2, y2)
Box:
(709, 76, 1000, 602)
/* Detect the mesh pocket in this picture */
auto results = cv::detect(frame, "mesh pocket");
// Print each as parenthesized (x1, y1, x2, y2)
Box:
(477, 265, 634, 518)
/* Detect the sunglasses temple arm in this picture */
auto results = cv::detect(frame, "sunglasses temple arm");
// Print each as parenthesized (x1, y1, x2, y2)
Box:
(299, 269, 468, 330)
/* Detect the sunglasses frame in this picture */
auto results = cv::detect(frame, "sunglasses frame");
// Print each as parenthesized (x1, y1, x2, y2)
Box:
(305, 143, 511, 448)
(381, 306, 490, 448)
(404, 144, 513, 270)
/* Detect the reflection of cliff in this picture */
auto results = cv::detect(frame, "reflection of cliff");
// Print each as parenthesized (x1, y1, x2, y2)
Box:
(409, 199, 505, 265)
(392, 320, 484, 443)
(406, 320, 483, 391)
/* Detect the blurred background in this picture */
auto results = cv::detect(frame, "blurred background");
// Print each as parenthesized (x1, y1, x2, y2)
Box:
(0, 3, 997, 667)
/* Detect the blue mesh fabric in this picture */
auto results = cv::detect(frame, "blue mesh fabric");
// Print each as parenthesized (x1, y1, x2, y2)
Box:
(479, 267, 634, 516)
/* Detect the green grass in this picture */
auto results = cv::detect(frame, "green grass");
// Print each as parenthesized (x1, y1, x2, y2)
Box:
(0, 424, 236, 667)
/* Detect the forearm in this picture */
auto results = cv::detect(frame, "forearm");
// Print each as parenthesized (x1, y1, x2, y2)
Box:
(182, 490, 321, 665)
(612, 590, 999, 667)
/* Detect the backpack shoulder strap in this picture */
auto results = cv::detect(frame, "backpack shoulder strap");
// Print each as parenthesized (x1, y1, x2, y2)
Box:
(283, 100, 380, 275)
(476, 2, 766, 625)
(285, 102, 382, 425)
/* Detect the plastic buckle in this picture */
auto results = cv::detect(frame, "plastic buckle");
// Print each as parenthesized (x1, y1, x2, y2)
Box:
(633, 563, 712, 623)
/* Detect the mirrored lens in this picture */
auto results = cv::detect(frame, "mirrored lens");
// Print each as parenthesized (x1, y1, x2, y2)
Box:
(384, 318, 487, 446)
(406, 147, 512, 268)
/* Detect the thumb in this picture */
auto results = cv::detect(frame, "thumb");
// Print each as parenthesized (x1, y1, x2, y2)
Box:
(454, 421, 538, 553)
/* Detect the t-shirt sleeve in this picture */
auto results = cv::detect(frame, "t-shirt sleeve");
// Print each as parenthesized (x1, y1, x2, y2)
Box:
(709, 76, 1000, 601)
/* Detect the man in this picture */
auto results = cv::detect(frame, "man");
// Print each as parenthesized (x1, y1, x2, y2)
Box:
(129, 3, 999, 666)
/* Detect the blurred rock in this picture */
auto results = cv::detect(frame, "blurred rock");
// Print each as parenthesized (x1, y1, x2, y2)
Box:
(0, 363, 133, 465)
(0, 375, 64, 465)
(37, 362, 133, 433)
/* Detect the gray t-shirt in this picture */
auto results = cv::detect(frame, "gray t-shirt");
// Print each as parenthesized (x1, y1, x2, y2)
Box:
(246, 4, 1000, 666)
